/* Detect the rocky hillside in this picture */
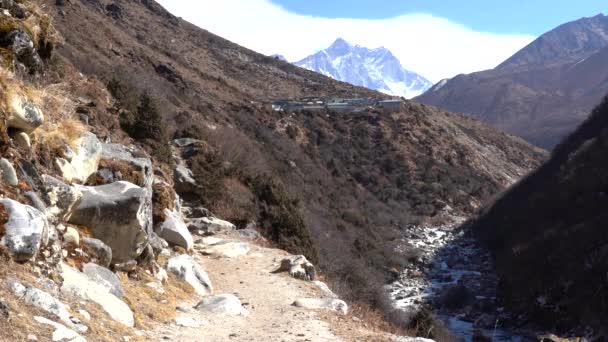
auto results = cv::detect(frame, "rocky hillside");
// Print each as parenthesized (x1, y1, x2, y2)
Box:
(0, 0, 548, 340)
(295, 38, 432, 98)
(467, 96, 608, 336)
(42, 0, 547, 310)
(417, 14, 608, 149)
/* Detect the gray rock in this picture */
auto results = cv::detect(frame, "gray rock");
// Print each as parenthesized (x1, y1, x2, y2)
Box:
(33, 316, 87, 342)
(187, 217, 235, 235)
(24, 191, 47, 214)
(5, 93, 43, 133)
(0, 1, 26, 18)
(167, 254, 213, 296)
(292, 298, 348, 315)
(158, 208, 193, 250)
(2, 30, 43, 74)
(55, 132, 102, 184)
(99, 144, 154, 237)
(0, 198, 48, 262)
(42, 175, 82, 222)
(14, 132, 31, 149)
(198, 241, 250, 258)
(312, 281, 338, 299)
(195, 294, 249, 316)
(81, 237, 112, 268)
(61, 263, 134, 327)
(83, 263, 125, 298)
(69, 181, 150, 263)
(172, 138, 202, 148)
(63, 227, 79, 246)
(113, 260, 137, 273)
(228, 228, 261, 240)
(0, 299, 8, 320)
(148, 232, 168, 256)
(278, 255, 316, 281)
(8, 280, 87, 333)
(0, 158, 18, 186)
(174, 162, 197, 194)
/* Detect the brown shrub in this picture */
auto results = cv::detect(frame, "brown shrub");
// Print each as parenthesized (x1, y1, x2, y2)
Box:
(152, 182, 176, 223)
(89, 159, 145, 187)
(250, 174, 319, 264)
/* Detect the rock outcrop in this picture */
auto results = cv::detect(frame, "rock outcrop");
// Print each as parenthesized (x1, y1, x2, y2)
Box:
(60, 264, 134, 327)
(8, 280, 87, 333)
(69, 181, 151, 263)
(55, 132, 102, 184)
(0, 198, 48, 262)
(42, 176, 82, 222)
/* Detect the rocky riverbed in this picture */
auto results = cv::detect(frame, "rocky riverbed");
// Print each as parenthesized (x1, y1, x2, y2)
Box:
(388, 223, 529, 341)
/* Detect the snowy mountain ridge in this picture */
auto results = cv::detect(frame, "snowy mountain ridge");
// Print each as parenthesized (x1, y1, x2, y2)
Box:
(293, 38, 432, 98)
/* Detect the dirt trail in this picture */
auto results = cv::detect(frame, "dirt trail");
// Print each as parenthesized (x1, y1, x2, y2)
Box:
(148, 234, 389, 342)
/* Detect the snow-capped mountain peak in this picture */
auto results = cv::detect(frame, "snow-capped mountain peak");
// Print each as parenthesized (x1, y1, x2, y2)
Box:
(294, 38, 432, 98)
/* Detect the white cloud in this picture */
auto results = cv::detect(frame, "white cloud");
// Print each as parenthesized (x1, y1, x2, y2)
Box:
(156, 0, 535, 83)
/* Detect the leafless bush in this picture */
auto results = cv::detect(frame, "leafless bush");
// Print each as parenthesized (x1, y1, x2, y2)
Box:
(207, 126, 270, 177)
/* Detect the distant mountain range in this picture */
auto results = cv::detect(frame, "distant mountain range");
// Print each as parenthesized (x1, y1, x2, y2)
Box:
(417, 13, 608, 149)
(291, 38, 432, 99)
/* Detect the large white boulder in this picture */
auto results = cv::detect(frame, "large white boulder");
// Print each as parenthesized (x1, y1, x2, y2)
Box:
(167, 254, 213, 296)
(158, 208, 193, 250)
(68, 181, 151, 263)
(0, 198, 48, 262)
(55, 132, 102, 184)
(60, 264, 134, 327)
(195, 294, 249, 316)
(98, 144, 154, 236)
(293, 298, 348, 315)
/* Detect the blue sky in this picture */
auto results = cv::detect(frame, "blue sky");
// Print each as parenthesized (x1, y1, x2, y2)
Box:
(271, 0, 605, 35)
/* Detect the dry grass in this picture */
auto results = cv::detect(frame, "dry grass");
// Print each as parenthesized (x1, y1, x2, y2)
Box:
(0, 256, 55, 342)
(33, 119, 85, 149)
(152, 182, 176, 223)
(88, 159, 146, 187)
(119, 268, 194, 330)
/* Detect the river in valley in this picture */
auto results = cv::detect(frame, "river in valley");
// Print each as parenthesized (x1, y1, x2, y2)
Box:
(387, 222, 530, 341)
